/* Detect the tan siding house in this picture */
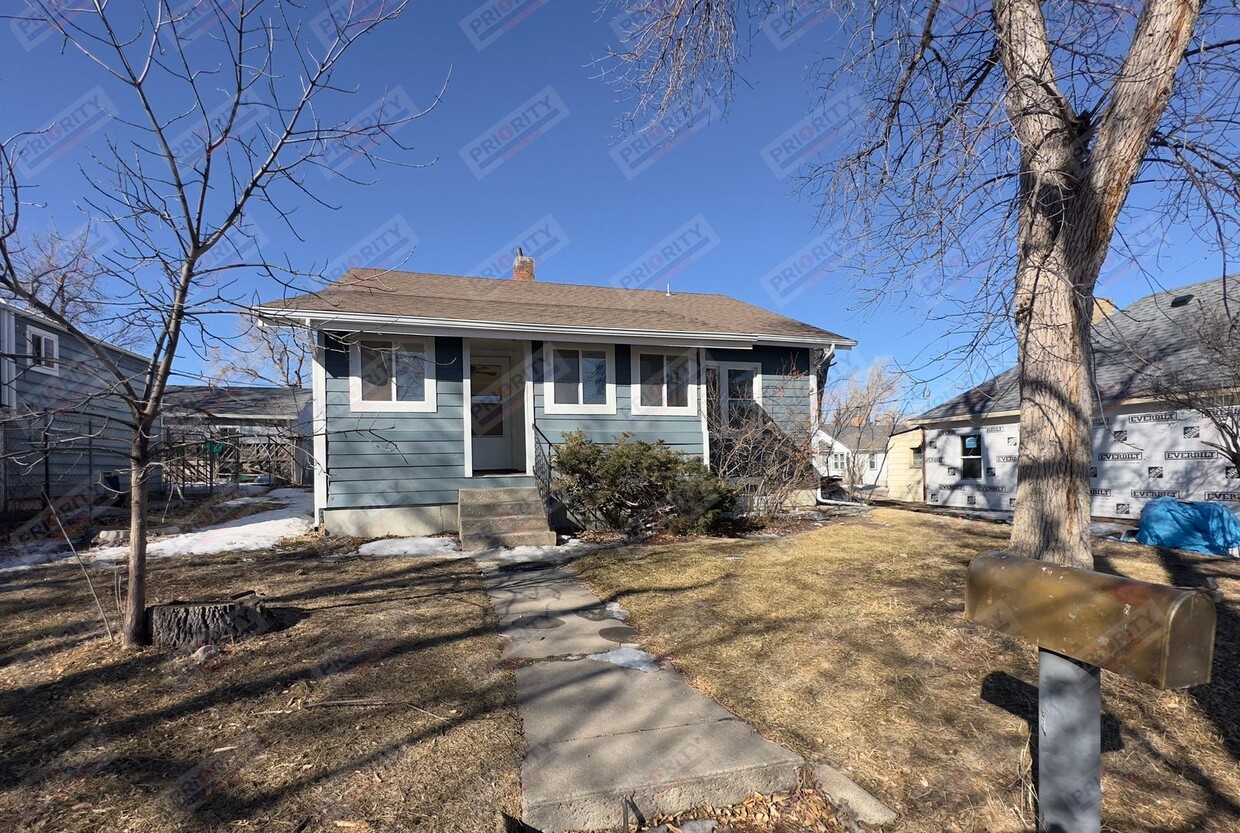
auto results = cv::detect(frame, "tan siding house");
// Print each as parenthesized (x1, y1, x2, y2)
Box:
(885, 427, 925, 503)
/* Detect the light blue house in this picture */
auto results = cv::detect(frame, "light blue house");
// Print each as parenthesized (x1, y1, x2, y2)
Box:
(0, 300, 151, 516)
(255, 256, 853, 545)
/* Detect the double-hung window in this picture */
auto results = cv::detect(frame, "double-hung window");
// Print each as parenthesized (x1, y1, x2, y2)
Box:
(544, 344, 615, 414)
(961, 434, 983, 479)
(27, 328, 59, 375)
(349, 338, 436, 412)
(704, 361, 761, 427)
(633, 350, 696, 415)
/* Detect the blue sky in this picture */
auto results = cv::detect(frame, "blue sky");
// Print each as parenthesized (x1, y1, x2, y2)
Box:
(0, 1, 1224, 406)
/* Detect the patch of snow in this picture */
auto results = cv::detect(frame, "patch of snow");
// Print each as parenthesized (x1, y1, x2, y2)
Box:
(1091, 521, 1136, 538)
(356, 537, 464, 558)
(587, 646, 660, 672)
(266, 487, 310, 503)
(89, 490, 314, 563)
(215, 496, 271, 508)
(0, 489, 318, 574)
(605, 601, 629, 621)
(0, 541, 82, 574)
(470, 539, 598, 569)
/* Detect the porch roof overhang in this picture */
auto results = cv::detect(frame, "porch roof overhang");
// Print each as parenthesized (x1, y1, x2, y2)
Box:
(252, 306, 858, 352)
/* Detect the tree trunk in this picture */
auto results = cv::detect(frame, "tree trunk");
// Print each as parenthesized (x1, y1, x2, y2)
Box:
(122, 442, 150, 647)
(1008, 241, 1097, 568)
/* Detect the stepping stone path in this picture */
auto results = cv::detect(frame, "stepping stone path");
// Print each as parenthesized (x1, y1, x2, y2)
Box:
(481, 561, 804, 832)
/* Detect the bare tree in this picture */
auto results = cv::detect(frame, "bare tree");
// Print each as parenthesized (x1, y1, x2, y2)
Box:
(822, 359, 907, 500)
(707, 368, 820, 516)
(606, 0, 1237, 567)
(2, 225, 116, 338)
(206, 318, 312, 388)
(824, 359, 907, 429)
(0, 0, 435, 646)
(1146, 303, 1240, 471)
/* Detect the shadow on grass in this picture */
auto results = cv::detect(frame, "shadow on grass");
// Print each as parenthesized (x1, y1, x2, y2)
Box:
(0, 555, 518, 830)
(572, 508, 1240, 833)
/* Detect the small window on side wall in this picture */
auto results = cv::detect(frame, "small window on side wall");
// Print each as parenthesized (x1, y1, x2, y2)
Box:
(27, 328, 59, 375)
(350, 338, 436, 412)
(961, 434, 982, 479)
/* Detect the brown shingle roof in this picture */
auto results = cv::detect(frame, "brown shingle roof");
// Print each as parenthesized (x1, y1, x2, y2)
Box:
(258, 269, 853, 346)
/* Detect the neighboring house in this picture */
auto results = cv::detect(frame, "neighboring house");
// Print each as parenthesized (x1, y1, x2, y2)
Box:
(814, 422, 898, 493)
(162, 385, 312, 489)
(0, 300, 150, 514)
(912, 276, 1240, 519)
(254, 256, 854, 542)
(885, 426, 925, 503)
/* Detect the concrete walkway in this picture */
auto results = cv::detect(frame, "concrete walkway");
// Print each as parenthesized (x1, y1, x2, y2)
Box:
(480, 559, 804, 832)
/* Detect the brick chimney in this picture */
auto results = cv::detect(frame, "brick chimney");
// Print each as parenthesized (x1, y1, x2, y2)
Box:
(513, 248, 535, 282)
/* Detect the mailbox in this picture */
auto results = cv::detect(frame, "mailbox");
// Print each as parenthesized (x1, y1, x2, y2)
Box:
(966, 552, 1216, 689)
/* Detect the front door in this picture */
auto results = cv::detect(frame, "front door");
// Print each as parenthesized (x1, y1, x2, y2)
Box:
(471, 356, 516, 471)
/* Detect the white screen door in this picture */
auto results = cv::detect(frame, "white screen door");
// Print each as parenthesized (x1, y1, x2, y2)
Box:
(471, 357, 515, 471)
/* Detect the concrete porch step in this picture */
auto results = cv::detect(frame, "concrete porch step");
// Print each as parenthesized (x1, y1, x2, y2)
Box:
(461, 528, 557, 551)
(459, 486, 541, 503)
(459, 496, 546, 519)
(459, 485, 554, 551)
(465, 513, 554, 536)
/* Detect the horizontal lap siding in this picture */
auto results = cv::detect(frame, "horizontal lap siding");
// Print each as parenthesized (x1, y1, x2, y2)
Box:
(5, 315, 149, 503)
(328, 476, 534, 508)
(532, 342, 703, 457)
(706, 345, 814, 438)
(323, 333, 470, 509)
(320, 337, 815, 509)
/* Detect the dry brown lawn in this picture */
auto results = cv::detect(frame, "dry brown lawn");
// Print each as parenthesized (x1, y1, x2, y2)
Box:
(0, 540, 521, 832)
(574, 507, 1240, 833)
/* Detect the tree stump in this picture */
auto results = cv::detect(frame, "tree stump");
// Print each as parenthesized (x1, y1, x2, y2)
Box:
(148, 591, 275, 648)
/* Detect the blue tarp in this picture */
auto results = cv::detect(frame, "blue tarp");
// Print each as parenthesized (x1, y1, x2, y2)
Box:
(1135, 497, 1240, 557)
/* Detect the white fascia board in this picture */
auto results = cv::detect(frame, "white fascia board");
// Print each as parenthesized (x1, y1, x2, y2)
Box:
(253, 306, 853, 351)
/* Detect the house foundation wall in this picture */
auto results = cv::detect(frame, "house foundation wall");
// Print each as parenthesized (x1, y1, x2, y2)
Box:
(323, 504, 458, 538)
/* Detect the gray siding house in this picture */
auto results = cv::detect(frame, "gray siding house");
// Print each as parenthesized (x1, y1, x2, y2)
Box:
(912, 277, 1240, 520)
(256, 258, 854, 540)
(0, 300, 150, 513)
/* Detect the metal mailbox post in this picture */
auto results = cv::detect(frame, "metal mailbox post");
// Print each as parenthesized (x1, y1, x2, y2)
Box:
(965, 552, 1217, 833)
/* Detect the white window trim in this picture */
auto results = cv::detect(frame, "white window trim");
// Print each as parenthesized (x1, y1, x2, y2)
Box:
(632, 348, 698, 417)
(705, 360, 762, 424)
(542, 342, 617, 415)
(348, 336, 437, 413)
(26, 327, 60, 377)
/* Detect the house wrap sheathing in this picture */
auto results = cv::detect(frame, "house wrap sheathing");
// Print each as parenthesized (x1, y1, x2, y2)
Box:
(915, 276, 1240, 520)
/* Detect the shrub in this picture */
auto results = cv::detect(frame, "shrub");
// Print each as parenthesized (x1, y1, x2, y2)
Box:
(551, 431, 737, 536)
